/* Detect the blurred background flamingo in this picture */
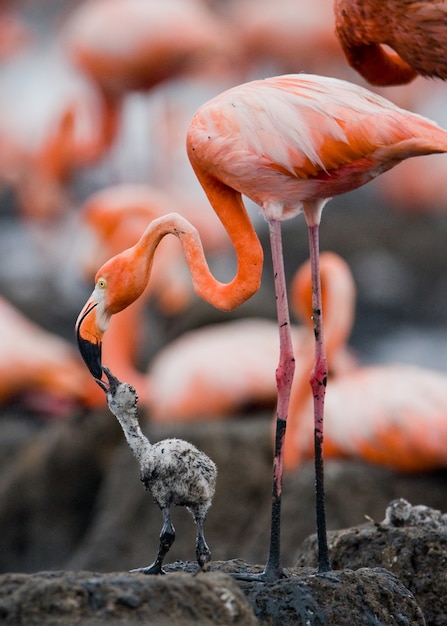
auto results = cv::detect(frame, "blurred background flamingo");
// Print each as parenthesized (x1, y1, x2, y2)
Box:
(59, 0, 240, 164)
(286, 253, 447, 473)
(147, 252, 356, 422)
(0, 295, 98, 417)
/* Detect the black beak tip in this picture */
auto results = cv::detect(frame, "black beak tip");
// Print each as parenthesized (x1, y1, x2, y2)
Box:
(77, 336, 103, 380)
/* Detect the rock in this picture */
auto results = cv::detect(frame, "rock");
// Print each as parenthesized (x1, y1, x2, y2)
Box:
(0, 562, 425, 625)
(0, 409, 122, 572)
(0, 569, 257, 625)
(295, 499, 447, 626)
(167, 560, 425, 625)
(242, 567, 425, 626)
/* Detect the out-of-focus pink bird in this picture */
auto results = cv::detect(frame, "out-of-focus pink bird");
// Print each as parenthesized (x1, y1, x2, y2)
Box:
(0, 47, 110, 221)
(60, 0, 236, 158)
(228, 0, 344, 76)
(148, 318, 286, 420)
(0, 98, 76, 221)
(0, 11, 32, 61)
(335, 0, 447, 86)
(0, 296, 98, 416)
(76, 74, 447, 577)
(286, 254, 447, 473)
(148, 252, 356, 423)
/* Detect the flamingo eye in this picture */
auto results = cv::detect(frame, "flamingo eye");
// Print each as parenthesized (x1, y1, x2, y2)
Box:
(97, 277, 107, 289)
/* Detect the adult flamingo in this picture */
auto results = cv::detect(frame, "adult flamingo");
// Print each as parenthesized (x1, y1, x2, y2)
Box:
(80, 182, 234, 398)
(147, 252, 356, 422)
(228, 0, 344, 76)
(60, 0, 235, 158)
(76, 74, 447, 578)
(286, 255, 447, 473)
(0, 296, 98, 416)
(334, 0, 447, 86)
(283, 252, 356, 468)
(81, 186, 354, 419)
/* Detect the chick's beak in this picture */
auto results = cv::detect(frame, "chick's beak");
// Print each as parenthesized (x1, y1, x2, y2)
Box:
(75, 300, 104, 380)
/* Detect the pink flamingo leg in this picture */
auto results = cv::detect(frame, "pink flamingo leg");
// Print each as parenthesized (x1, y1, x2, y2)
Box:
(232, 218, 295, 583)
(307, 222, 330, 573)
(264, 218, 296, 580)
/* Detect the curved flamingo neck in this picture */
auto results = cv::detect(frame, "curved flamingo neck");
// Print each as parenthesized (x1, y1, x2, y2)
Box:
(341, 43, 417, 87)
(80, 92, 122, 163)
(134, 182, 263, 311)
(334, 0, 418, 86)
(293, 253, 355, 361)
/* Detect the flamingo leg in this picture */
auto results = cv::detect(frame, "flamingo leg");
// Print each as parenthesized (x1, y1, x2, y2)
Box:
(264, 218, 296, 580)
(130, 506, 175, 575)
(307, 222, 330, 573)
(233, 218, 295, 582)
(193, 511, 212, 571)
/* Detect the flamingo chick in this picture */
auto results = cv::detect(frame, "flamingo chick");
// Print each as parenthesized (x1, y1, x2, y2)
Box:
(334, 0, 447, 85)
(98, 366, 217, 575)
(76, 74, 447, 578)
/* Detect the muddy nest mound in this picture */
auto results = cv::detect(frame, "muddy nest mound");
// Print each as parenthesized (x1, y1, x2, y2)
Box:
(0, 561, 425, 625)
(297, 498, 447, 625)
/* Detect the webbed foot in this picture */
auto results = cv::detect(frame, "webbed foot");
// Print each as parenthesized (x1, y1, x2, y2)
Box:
(130, 563, 165, 575)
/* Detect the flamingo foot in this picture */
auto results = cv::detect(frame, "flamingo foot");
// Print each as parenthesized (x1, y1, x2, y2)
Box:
(231, 566, 288, 583)
(130, 563, 166, 575)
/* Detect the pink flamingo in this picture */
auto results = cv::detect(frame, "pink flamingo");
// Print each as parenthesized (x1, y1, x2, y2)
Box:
(0, 45, 112, 221)
(227, 0, 344, 76)
(60, 0, 235, 158)
(148, 252, 356, 422)
(334, 0, 447, 86)
(79, 186, 354, 417)
(286, 253, 447, 473)
(79, 182, 233, 399)
(0, 295, 97, 416)
(76, 74, 447, 578)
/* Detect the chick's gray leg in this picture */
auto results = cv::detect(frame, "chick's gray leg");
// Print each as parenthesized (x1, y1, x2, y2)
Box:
(130, 507, 175, 575)
(194, 513, 211, 570)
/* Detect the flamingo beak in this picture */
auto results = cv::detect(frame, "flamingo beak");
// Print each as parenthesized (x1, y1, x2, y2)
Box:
(75, 299, 104, 381)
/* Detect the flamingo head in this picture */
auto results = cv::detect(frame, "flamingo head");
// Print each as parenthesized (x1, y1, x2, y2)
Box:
(75, 246, 149, 382)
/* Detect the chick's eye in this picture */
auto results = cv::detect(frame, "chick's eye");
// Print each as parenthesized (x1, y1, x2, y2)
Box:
(97, 277, 107, 289)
